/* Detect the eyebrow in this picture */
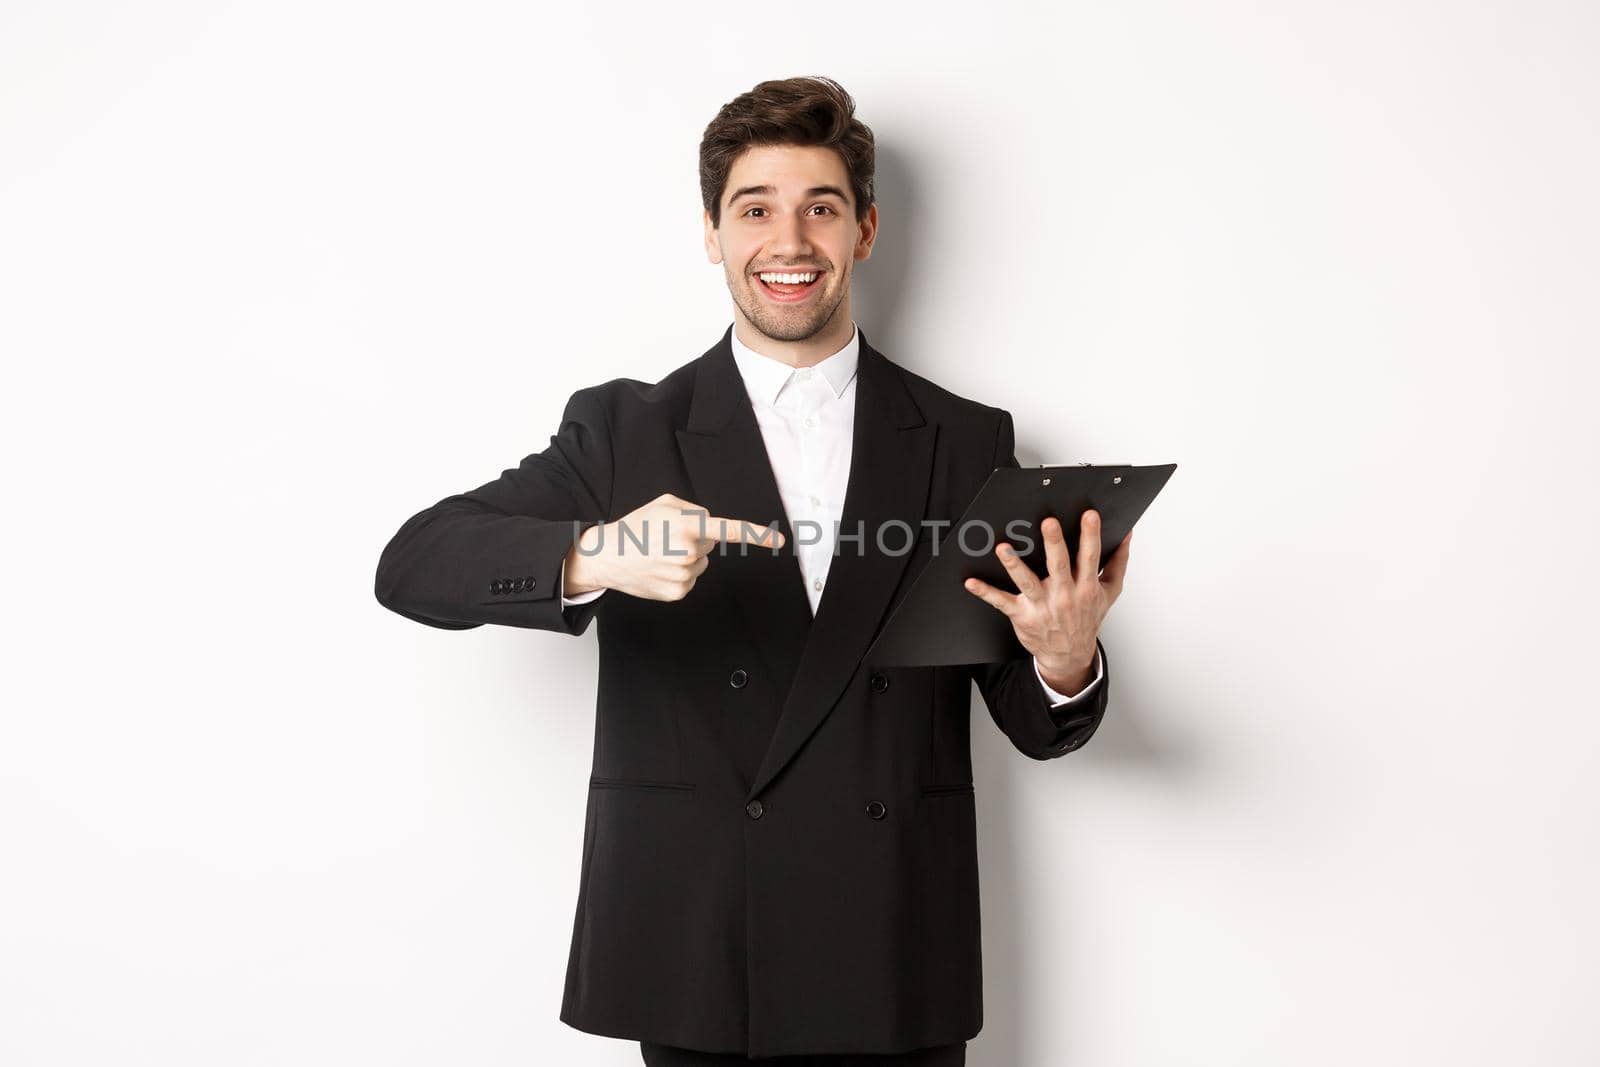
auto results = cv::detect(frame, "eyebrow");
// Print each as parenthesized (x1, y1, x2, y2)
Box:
(727, 184, 849, 207)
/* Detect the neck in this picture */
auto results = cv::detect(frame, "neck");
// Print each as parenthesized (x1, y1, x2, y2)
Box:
(732, 303, 855, 368)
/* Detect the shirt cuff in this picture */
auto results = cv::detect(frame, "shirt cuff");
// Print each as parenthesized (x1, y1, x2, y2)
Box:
(1034, 647, 1104, 706)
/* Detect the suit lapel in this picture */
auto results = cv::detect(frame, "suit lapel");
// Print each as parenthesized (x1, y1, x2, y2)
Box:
(675, 325, 937, 802)
(675, 327, 814, 697)
(746, 330, 936, 801)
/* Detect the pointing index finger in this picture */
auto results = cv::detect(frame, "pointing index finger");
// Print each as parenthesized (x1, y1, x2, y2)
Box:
(703, 515, 785, 548)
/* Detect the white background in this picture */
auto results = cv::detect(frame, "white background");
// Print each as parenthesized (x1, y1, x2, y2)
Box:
(3, 2, 1597, 1064)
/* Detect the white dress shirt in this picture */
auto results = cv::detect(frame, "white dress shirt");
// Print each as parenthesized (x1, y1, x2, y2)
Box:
(561, 322, 1104, 706)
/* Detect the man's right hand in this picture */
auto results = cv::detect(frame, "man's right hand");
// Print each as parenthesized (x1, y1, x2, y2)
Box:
(561, 492, 785, 602)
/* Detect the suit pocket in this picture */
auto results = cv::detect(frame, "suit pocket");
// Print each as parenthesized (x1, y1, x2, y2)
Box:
(589, 776, 696, 793)
(921, 782, 975, 798)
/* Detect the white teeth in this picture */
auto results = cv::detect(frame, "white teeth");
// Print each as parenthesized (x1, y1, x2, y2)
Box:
(758, 272, 817, 285)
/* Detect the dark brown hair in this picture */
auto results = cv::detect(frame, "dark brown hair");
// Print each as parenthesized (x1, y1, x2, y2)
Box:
(699, 76, 876, 229)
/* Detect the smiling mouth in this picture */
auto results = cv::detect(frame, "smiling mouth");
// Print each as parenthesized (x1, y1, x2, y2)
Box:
(754, 270, 824, 302)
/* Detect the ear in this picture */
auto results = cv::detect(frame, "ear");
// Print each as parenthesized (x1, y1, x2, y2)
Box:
(854, 202, 879, 263)
(703, 208, 723, 264)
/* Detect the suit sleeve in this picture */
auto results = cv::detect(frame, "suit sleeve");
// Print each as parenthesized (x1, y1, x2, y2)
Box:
(374, 385, 613, 635)
(969, 408, 1111, 760)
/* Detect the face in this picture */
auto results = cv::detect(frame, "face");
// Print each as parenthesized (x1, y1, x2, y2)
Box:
(703, 143, 877, 345)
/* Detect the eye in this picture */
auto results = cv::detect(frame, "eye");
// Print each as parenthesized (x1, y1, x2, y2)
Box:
(741, 205, 836, 218)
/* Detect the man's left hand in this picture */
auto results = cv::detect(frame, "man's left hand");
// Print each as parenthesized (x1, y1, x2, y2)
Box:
(963, 510, 1131, 694)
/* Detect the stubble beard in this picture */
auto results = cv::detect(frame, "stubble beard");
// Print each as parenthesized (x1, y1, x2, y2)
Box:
(732, 267, 849, 344)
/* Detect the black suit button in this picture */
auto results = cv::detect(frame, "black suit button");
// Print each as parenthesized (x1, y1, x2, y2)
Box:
(866, 800, 887, 820)
(525, 576, 536, 587)
(869, 672, 889, 694)
(729, 668, 748, 689)
(746, 799, 764, 820)
(490, 580, 504, 595)
(512, 578, 526, 592)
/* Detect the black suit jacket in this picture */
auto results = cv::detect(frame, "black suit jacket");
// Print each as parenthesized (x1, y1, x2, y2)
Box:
(374, 325, 1109, 1057)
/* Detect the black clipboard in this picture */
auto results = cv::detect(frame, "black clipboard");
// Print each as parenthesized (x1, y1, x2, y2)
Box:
(866, 463, 1177, 667)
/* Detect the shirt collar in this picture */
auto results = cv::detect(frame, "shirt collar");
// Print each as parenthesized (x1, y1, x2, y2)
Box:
(729, 321, 860, 408)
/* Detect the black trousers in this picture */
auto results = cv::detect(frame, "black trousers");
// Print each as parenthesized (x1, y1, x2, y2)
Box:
(639, 1040, 966, 1065)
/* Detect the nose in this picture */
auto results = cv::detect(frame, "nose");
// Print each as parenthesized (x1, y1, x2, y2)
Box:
(767, 211, 813, 260)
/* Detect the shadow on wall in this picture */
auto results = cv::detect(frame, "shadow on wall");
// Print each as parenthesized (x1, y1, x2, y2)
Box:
(859, 139, 1211, 1065)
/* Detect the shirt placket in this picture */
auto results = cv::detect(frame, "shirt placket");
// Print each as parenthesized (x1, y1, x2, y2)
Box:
(779, 371, 834, 612)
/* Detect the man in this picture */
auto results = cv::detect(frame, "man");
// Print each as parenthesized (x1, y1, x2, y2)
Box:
(375, 76, 1130, 1065)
